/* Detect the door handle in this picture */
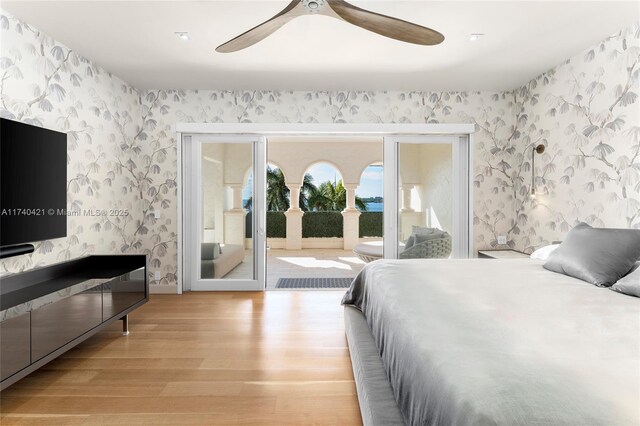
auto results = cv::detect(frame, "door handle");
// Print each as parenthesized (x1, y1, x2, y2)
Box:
(256, 208, 265, 237)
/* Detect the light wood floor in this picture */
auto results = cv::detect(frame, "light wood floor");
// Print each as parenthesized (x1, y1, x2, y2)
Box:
(0, 292, 362, 425)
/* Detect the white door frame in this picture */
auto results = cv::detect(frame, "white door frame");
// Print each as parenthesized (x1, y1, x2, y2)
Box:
(182, 134, 266, 291)
(383, 135, 472, 259)
(177, 123, 475, 293)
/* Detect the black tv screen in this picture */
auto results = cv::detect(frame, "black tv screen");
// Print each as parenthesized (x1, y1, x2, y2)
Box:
(1, 118, 67, 246)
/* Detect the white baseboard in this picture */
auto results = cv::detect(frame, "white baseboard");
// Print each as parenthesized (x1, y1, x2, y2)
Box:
(150, 284, 179, 294)
(302, 238, 344, 249)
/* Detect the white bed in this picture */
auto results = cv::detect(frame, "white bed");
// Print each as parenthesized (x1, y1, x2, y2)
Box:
(342, 258, 640, 425)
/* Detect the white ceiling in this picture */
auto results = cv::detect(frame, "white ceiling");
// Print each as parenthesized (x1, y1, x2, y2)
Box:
(2, 1, 639, 92)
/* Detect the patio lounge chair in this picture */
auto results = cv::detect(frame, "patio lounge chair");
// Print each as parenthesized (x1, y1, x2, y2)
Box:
(398, 232, 452, 259)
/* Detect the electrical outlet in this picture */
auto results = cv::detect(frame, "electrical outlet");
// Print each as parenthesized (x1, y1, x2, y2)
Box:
(497, 235, 507, 245)
(153, 210, 161, 219)
(154, 271, 161, 280)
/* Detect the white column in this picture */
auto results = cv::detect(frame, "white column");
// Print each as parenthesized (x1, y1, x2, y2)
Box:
(285, 183, 303, 250)
(401, 184, 415, 213)
(342, 183, 360, 250)
(344, 184, 358, 212)
(223, 211, 246, 245)
(288, 183, 301, 212)
(230, 184, 244, 211)
(224, 184, 246, 246)
(342, 209, 361, 250)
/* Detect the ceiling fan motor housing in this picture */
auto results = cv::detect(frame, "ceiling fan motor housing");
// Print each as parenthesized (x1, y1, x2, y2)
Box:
(302, 0, 326, 13)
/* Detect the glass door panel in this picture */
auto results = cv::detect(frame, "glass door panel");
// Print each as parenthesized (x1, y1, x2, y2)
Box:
(397, 143, 453, 259)
(383, 136, 471, 259)
(188, 136, 266, 291)
(200, 142, 254, 280)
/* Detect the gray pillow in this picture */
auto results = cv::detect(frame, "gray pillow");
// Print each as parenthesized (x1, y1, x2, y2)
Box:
(202, 243, 221, 260)
(412, 226, 438, 235)
(543, 223, 640, 287)
(414, 230, 447, 244)
(610, 263, 640, 297)
(407, 227, 444, 248)
(405, 235, 416, 250)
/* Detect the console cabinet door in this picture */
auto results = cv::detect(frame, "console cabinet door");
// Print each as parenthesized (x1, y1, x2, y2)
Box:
(31, 285, 102, 362)
(102, 268, 146, 321)
(0, 313, 31, 381)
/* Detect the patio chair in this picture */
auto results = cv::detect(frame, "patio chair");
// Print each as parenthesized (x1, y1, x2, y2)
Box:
(399, 231, 452, 259)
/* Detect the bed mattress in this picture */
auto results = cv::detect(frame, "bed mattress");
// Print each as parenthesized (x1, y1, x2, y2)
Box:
(342, 259, 640, 425)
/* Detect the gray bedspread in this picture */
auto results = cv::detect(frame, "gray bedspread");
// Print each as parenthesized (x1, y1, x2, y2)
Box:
(342, 259, 640, 426)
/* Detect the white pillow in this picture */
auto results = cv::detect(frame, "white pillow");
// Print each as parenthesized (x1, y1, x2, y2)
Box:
(610, 264, 640, 297)
(530, 244, 560, 261)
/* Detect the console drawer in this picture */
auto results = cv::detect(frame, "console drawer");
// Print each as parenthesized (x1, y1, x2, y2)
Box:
(102, 267, 146, 321)
(0, 313, 31, 381)
(31, 284, 102, 362)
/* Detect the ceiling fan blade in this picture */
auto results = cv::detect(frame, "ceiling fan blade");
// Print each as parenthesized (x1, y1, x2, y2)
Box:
(326, 0, 444, 46)
(216, 0, 304, 53)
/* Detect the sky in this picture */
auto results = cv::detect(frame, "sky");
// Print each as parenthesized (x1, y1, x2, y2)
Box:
(357, 165, 384, 198)
(306, 163, 383, 198)
(243, 163, 383, 200)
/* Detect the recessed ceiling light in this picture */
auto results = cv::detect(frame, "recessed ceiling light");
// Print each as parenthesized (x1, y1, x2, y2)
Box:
(175, 32, 190, 41)
(469, 33, 484, 42)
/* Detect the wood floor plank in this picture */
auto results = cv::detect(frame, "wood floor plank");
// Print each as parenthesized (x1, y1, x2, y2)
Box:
(76, 411, 361, 425)
(4, 384, 166, 398)
(0, 395, 278, 415)
(241, 380, 357, 397)
(0, 291, 362, 425)
(86, 368, 354, 384)
(1, 414, 89, 425)
(41, 357, 206, 371)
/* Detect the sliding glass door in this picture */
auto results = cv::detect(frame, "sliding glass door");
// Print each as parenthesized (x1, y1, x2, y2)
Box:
(383, 136, 472, 259)
(184, 135, 266, 291)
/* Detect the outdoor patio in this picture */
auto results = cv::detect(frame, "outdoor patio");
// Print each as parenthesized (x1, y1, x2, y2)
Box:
(223, 248, 368, 289)
(266, 248, 367, 289)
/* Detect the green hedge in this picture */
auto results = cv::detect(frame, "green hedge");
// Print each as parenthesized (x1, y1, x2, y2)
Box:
(246, 211, 287, 238)
(245, 211, 252, 238)
(302, 212, 343, 238)
(257, 211, 381, 239)
(266, 211, 286, 238)
(359, 212, 383, 237)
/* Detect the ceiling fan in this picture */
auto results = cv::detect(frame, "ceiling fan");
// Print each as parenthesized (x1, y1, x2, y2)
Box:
(216, 0, 444, 53)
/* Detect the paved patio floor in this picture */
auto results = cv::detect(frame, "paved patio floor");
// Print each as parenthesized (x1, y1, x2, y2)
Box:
(224, 247, 371, 289)
(266, 248, 367, 289)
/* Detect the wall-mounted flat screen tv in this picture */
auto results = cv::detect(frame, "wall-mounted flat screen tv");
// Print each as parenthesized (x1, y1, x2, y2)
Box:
(0, 118, 67, 247)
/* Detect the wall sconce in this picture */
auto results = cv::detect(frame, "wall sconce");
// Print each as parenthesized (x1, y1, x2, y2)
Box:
(531, 144, 545, 198)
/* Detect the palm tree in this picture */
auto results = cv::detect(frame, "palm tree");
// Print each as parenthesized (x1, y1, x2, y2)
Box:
(307, 180, 368, 211)
(298, 173, 316, 211)
(244, 166, 318, 211)
(265, 167, 289, 211)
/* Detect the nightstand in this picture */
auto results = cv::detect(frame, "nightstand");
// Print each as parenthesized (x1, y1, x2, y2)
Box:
(477, 249, 529, 259)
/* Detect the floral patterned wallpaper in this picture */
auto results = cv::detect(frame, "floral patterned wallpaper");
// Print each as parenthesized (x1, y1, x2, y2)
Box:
(470, 22, 639, 253)
(1, 8, 638, 289)
(516, 23, 640, 250)
(0, 13, 177, 287)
